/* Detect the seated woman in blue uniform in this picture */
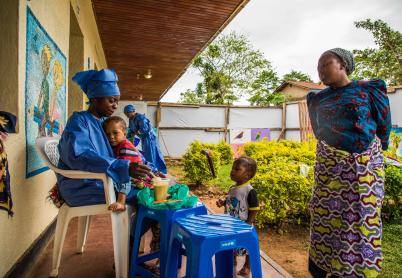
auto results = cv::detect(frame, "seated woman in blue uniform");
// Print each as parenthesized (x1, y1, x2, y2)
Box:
(57, 69, 152, 207)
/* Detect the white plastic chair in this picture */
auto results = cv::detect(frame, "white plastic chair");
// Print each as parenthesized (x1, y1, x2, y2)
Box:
(36, 137, 133, 278)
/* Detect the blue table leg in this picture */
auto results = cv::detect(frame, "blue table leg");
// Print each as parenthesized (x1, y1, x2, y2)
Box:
(215, 249, 234, 278)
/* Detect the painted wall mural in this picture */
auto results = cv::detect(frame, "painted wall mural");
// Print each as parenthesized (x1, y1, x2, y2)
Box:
(25, 8, 67, 178)
(251, 128, 270, 142)
(230, 128, 271, 157)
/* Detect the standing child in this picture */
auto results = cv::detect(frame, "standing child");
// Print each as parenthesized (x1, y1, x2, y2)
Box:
(216, 157, 259, 277)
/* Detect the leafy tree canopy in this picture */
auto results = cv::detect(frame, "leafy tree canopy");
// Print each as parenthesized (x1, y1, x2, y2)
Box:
(352, 19, 402, 85)
(179, 32, 281, 105)
(282, 70, 313, 83)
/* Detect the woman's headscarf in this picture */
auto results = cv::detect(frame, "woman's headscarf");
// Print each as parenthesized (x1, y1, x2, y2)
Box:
(124, 104, 136, 113)
(72, 69, 120, 99)
(327, 48, 355, 75)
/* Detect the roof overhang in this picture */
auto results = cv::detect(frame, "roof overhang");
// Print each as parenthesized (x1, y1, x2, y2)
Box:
(274, 80, 326, 93)
(92, 0, 249, 101)
(387, 85, 402, 94)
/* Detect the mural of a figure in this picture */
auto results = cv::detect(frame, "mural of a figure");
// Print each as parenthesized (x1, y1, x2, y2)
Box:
(48, 60, 64, 136)
(25, 8, 66, 177)
(37, 45, 51, 136)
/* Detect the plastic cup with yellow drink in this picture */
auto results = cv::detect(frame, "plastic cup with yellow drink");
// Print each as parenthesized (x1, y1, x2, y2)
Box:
(152, 177, 170, 201)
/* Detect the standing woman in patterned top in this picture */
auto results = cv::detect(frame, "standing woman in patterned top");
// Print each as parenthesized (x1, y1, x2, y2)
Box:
(307, 48, 391, 278)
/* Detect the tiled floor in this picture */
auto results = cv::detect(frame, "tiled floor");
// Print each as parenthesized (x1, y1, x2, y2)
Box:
(30, 214, 287, 278)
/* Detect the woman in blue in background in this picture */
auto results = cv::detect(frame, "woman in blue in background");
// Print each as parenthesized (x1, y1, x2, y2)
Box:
(124, 104, 167, 174)
(57, 69, 151, 207)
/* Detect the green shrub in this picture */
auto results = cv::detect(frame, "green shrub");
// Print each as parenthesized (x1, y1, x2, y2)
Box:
(384, 165, 402, 221)
(383, 132, 402, 221)
(182, 140, 233, 184)
(182, 141, 221, 184)
(244, 139, 316, 227)
(216, 140, 234, 165)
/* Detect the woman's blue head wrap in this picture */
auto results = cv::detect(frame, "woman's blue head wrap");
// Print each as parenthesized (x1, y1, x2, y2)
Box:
(72, 69, 120, 99)
(124, 104, 136, 113)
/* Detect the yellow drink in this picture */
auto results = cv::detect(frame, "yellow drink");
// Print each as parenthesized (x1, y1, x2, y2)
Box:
(153, 178, 170, 201)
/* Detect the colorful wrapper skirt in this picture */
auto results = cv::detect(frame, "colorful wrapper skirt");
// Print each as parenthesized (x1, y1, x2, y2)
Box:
(309, 139, 384, 278)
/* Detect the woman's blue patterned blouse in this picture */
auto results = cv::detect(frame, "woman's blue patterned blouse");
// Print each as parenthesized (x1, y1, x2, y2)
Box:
(307, 79, 391, 154)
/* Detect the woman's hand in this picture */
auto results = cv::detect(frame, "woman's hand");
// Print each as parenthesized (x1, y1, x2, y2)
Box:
(129, 163, 151, 179)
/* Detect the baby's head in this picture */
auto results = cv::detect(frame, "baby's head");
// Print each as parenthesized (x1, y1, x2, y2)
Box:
(104, 116, 127, 147)
(230, 156, 257, 185)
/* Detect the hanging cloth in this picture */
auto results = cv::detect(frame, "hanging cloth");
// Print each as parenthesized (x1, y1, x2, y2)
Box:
(0, 140, 13, 216)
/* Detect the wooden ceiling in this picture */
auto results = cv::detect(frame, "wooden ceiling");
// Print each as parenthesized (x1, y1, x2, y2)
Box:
(92, 0, 248, 101)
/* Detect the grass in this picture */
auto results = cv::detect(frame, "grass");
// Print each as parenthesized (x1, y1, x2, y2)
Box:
(382, 222, 402, 277)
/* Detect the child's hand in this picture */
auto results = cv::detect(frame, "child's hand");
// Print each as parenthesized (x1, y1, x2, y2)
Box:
(216, 199, 224, 208)
(154, 171, 166, 178)
(108, 202, 126, 212)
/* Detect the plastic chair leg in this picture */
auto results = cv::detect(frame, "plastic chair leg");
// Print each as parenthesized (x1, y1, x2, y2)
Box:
(215, 249, 234, 278)
(158, 220, 170, 277)
(111, 210, 130, 278)
(76, 216, 91, 254)
(50, 205, 72, 277)
(177, 246, 184, 270)
(129, 213, 144, 278)
(186, 246, 213, 278)
(249, 247, 263, 278)
(165, 237, 181, 278)
(119, 210, 131, 278)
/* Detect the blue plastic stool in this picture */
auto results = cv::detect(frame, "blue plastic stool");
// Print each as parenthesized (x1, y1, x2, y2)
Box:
(129, 203, 208, 278)
(166, 214, 263, 278)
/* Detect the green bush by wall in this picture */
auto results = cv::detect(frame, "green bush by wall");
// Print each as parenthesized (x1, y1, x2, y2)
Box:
(244, 139, 316, 227)
(182, 140, 233, 185)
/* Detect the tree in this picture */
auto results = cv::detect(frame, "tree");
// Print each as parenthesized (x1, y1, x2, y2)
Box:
(282, 70, 313, 82)
(179, 32, 280, 105)
(248, 91, 287, 106)
(179, 84, 204, 104)
(248, 69, 314, 106)
(352, 19, 402, 85)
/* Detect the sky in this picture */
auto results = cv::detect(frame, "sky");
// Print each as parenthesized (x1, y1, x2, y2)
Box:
(161, 0, 402, 103)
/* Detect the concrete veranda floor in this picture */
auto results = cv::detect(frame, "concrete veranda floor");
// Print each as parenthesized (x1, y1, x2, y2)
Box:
(29, 214, 290, 278)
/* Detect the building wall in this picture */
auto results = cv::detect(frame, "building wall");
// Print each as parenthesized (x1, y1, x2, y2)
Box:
(0, 1, 19, 129)
(281, 85, 309, 100)
(388, 89, 402, 127)
(0, 1, 107, 275)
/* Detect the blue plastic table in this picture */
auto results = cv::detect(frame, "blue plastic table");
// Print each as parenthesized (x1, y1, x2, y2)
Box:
(129, 203, 208, 278)
(166, 214, 262, 278)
